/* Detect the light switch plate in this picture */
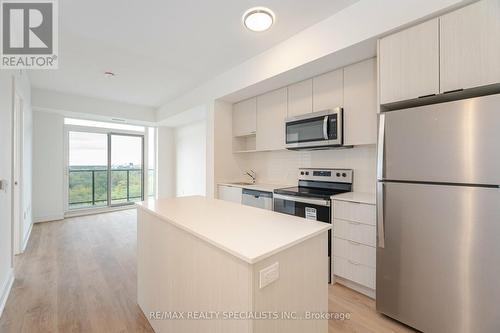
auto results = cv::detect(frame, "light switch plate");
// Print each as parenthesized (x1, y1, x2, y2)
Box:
(259, 262, 279, 289)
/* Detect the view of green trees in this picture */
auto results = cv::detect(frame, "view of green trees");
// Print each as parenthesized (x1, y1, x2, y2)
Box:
(68, 166, 143, 209)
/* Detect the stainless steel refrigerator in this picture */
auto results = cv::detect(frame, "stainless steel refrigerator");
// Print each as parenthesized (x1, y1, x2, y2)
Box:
(376, 93, 500, 333)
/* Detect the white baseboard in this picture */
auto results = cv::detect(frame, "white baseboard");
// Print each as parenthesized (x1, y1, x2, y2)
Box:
(34, 214, 64, 223)
(64, 205, 135, 219)
(21, 222, 33, 253)
(333, 276, 376, 299)
(0, 269, 14, 319)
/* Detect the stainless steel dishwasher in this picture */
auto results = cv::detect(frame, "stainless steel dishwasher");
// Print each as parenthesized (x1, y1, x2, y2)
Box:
(241, 189, 273, 210)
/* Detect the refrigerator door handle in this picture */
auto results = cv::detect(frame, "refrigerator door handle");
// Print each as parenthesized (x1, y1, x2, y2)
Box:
(377, 113, 385, 180)
(377, 182, 385, 248)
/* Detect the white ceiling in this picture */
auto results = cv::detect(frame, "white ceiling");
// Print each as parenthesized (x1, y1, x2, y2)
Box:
(29, 0, 359, 107)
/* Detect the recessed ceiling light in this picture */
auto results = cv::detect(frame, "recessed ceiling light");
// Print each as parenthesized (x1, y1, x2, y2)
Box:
(104, 71, 115, 78)
(242, 7, 275, 32)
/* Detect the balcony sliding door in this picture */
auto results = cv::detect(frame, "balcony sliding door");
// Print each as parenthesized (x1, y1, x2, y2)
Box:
(68, 132, 109, 209)
(110, 134, 144, 206)
(68, 131, 144, 210)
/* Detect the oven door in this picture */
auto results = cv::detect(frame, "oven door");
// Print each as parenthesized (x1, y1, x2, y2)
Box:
(273, 193, 332, 282)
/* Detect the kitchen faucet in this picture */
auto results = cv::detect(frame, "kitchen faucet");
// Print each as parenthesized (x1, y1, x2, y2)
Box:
(245, 170, 256, 184)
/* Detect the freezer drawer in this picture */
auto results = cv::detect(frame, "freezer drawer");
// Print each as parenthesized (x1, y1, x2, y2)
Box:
(381, 93, 500, 185)
(377, 182, 500, 333)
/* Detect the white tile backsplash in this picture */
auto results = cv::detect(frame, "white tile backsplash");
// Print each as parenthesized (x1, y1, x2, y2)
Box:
(234, 145, 376, 193)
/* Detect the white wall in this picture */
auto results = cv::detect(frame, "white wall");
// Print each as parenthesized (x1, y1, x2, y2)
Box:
(174, 121, 206, 197)
(32, 111, 64, 222)
(234, 147, 377, 193)
(157, 127, 176, 199)
(32, 88, 156, 124)
(211, 100, 243, 196)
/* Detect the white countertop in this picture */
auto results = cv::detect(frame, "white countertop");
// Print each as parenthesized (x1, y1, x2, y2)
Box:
(218, 182, 292, 193)
(331, 192, 376, 205)
(137, 196, 330, 264)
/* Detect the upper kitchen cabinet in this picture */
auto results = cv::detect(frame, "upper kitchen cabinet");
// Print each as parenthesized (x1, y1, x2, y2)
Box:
(287, 79, 312, 117)
(379, 18, 440, 104)
(344, 58, 377, 146)
(440, 0, 500, 93)
(313, 69, 343, 112)
(256, 88, 287, 151)
(232, 97, 256, 137)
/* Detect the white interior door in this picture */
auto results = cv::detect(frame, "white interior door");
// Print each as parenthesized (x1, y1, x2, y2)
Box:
(12, 93, 23, 255)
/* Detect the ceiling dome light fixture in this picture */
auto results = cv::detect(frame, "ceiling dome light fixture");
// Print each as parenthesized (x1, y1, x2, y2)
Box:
(243, 7, 275, 32)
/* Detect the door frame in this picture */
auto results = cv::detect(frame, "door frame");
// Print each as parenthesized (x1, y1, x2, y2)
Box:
(64, 125, 145, 212)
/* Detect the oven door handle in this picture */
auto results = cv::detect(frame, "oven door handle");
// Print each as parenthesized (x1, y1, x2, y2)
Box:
(323, 116, 329, 140)
(273, 193, 330, 207)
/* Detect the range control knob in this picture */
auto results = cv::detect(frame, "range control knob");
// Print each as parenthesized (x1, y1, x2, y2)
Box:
(342, 173, 347, 177)
(300, 171, 304, 175)
(336, 173, 341, 177)
(305, 171, 309, 175)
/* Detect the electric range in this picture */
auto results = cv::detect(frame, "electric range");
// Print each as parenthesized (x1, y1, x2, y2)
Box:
(273, 168, 353, 283)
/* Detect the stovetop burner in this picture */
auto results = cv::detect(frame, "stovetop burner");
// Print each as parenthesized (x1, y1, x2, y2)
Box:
(273, 168, 353, 199)
(273, 186, 348, 199)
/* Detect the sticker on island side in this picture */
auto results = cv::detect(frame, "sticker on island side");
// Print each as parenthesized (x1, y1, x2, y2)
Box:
(305, 207, 317, 220)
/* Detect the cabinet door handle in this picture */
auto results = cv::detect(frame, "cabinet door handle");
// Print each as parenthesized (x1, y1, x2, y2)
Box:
(348, 260, 361, 266)
(418, 93, 436, 99)
(349, 221, 361, 226)
(443, 88, 463, 94)
(348, 240, 360, 246)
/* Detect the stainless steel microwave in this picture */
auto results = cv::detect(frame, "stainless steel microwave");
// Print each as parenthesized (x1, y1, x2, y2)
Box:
(285, 108, 343, 150)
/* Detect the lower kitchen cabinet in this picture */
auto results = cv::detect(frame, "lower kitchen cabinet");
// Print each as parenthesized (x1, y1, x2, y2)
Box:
(332, 199, 376, 298)
(333, 237, 376, 268)
(333, 256, 376, 290)
(333, 219, 376, 247)
(217, 185, 242, 204)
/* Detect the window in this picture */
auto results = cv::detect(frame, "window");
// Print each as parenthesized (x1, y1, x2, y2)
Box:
(65, 119, 154, 211)
(147, 127, 156, 197)
(68, 132, 108, 209)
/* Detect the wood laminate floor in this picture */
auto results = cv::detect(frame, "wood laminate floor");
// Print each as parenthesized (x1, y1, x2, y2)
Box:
(0, 209, 415, 333)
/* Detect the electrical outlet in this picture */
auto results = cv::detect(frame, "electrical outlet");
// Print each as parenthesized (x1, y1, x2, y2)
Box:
(259, 262, 279, 289)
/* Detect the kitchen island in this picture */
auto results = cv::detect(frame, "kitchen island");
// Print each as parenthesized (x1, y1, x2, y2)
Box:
(136, 196, 330, 333)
